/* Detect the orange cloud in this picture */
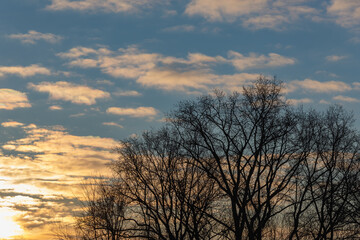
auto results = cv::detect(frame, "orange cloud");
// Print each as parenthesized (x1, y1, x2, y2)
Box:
(0, 123, 119, 237)
(107, 106, 158, 118)
(58, 46, 290, 93)
(49, 105, 63, 110)
(0, 65, 51, 78)
(1, 121, 24, 127)
(185, 0, 317, 30)
(0, 89, 31, 110)
(28, 81, 110, 105)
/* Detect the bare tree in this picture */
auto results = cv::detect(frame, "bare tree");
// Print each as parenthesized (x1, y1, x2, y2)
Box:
(114, 128, 221, 240)
(64, 76, 359, 240)
(76, 179, 127, 240)
(168, 77, 306, 240)
(286, 106, 360, 240)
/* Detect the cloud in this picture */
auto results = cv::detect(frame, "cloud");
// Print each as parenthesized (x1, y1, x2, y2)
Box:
(185, 0, 317, 30)
(353, 82, 360, 90)
(286, 79, 352, 93)
(102, 122, 124, 128)
(228, 51, 295, 70)
(333, 95, 360, 102)
(0, 64, 51, 78)
(1, 121, 24, 127)
(28, 81, 110, 105)
(58, 46, 293, 93)
(58, 46, 159, 78)
(96, 79, 114, 85)
(0, 124, 119, 235)
(163, 25, 196, 32)
(326, 55, 347, 62)
(287, 98, 313, 105)
(46, 0, 163, 13)
(113, 90, 142, 97)
(0, 89, 32, 110)
(49, 105, 63, 110)
(7, 30, 63, 44)
(315, 70, 339, 78)
(106, 106, 158, 118)
(327, 0, 360, 29)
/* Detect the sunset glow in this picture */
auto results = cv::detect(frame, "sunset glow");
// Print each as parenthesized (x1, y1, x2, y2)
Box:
(0, 208, 23, 239)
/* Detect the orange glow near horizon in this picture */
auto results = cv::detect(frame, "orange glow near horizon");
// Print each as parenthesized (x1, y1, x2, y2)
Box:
(0, 208, 23, 239)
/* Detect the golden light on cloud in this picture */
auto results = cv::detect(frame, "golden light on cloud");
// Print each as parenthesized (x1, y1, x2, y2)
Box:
(0, 208, 23, 238)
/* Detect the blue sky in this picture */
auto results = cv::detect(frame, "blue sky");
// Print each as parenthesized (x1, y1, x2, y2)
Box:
(0, 0, 359, 239)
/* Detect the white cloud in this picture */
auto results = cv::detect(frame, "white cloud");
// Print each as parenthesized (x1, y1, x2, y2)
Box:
(28, 81, 110, 105)
(326, 55, 347, 62)
(1, 121, 24, 127)
(8, 30, 63, 44)
(106, 106, 158, 118)
(0, 89, 32, 110)
(185, 0, 317, 30)
(333, 95, 360, 103)
(0, 65, 51, 78)
(286, 79, 352, 93)
(102, 122, 123, 128)
(327, 0, 360, 29)
(46, 0, 163, 13)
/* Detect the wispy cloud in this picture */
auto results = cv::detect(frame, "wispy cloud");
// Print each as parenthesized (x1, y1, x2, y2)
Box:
(0, 124, 118, 234)
(0, 89, 31, 110)
(327, 0, 360, 29)
(287, 98, 313, 105)
(7, 30, 63, 44)
(102, 122, 124, 128)
(1, 121, 24, 127)
(286, 79, 352, 93)
(107, 106, 158, 118)
(163, 24, 195, 32)
(0, 64, 51, 78)
(228, 51, 295, 70)
(28, 81, 110, 105)
(136, 69, 258, 93)
(58, 46, 293, 93)
(185, 0, 317, 30)
(325, 55, 347, 62)
(333, 95, 360, 102)
(113, 89, 142, 97)
(353, 82, 360, 90)
(46, 0, 164, 13)
(49, 105, 63, 110)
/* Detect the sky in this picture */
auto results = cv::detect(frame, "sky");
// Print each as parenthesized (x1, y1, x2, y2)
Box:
(0, 0, 359, 239)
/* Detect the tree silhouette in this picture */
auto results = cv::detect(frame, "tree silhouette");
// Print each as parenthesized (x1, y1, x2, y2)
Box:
(61, 76, 359, 240)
